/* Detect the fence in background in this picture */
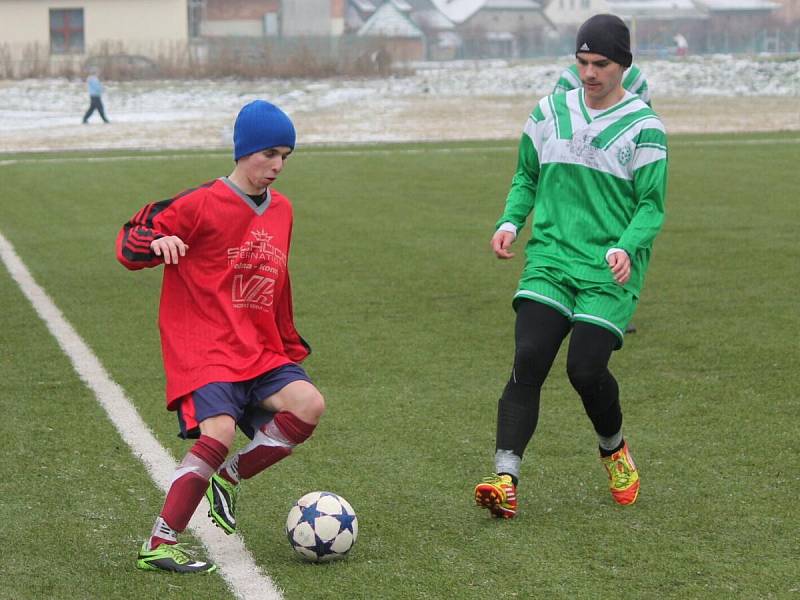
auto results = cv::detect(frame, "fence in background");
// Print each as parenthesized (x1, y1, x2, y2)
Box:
(1, 29, 799, 80)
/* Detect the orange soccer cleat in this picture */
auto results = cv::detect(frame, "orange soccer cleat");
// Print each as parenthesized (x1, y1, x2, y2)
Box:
(474, 473, 517, 519)
(601, 441, 640, 506)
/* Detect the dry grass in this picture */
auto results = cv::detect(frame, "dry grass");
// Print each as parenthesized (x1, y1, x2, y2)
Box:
(1, 93, 798, 155)
(0, 38, 400, 80)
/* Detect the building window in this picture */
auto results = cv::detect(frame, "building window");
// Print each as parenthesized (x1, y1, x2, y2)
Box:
(263, 12, 279, 36)
(581, 0, 590, 7)
(50, 9, 84, 54)
(188, 0, 204, 38)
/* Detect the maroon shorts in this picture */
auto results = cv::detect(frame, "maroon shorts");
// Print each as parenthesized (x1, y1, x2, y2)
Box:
(176, 363, 311, 439)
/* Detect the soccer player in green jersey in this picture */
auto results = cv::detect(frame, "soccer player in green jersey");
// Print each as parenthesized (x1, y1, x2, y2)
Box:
(554, 45, 652, 335)
(474, 14, 667, 517)
(555, 48, 652, 337)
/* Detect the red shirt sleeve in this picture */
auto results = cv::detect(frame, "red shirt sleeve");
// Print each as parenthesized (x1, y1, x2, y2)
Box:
(115, 183, 211, 270)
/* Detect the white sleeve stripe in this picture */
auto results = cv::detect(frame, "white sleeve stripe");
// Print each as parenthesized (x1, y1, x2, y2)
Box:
(564, 69, 581, 89)
(632, 147, 667, 170)
(637, 142, 667, 151)
(627, 73, 644, 93)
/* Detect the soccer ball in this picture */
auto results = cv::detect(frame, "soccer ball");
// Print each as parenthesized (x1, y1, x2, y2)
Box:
(285, 491, 358, 562)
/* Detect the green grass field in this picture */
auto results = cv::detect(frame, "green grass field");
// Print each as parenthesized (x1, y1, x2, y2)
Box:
(0, 133, 798, 599)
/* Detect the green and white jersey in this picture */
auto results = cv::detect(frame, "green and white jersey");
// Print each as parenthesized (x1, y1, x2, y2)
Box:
(498, 88, 667, 295)
(554, 63, 651, 106)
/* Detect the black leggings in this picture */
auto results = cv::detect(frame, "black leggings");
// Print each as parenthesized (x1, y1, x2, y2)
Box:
(83, 96, 109, 123)
(495, 299, 622, 457)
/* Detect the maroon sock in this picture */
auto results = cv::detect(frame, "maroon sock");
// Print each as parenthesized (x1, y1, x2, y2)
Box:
(158, 435, 228, 533)
(274, 410, 317, 444)
(236, 412, 316, 480)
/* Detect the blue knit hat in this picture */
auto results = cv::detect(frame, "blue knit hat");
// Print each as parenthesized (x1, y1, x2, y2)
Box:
(233, 100, 296, 161)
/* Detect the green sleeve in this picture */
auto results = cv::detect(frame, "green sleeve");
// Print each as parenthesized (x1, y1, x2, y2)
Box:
(617, 158, 667, 256)
(553, 78, 571, 94)
(496, 132, 539, 231)
(554, 65, 579, 94)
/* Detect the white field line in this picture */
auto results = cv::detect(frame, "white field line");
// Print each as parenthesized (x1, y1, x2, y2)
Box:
(0, 135, 798, 167)
(0, 230, 282, 600)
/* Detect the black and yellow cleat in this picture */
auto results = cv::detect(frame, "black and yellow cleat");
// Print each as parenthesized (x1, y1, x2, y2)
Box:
(206, 473, 239, 535)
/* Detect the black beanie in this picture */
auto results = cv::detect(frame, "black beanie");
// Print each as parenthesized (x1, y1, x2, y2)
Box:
(575, 14, 632, 68)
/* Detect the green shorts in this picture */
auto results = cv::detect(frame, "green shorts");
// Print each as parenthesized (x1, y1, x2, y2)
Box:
(513, 267, 638, 348)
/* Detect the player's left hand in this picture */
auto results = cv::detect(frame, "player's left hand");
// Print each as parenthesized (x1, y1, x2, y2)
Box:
(151, 235, 189, 265)
(607, 250, 631, 285)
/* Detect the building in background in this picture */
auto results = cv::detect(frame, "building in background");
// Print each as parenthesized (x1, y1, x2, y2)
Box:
(195, 0, 346, 37)
(546, 0, 789, 54)
(283, 0, 346, 36)
(606, 0, 708, 55)
(697, 0, 782, 53)
(196, 0, 280, 37)
(433, 0, 554, 58)
(346, 0, 458, 59)
(346, 0, 553, 58)
(0, 0, 186, 76)
(770, 0, 800, 23)
(766, 0, 800, 51)
(354, 1, 426, 61)
(0, 0, 795, 79)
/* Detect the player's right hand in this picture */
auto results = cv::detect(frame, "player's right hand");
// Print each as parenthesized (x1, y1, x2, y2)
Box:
(491, 230, 516, 259)
(151, 236, 189, 264)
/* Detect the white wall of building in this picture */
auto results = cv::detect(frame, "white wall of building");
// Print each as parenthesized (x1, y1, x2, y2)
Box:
(281, 0, 336, 36)
(0, 0, 187, 55)
(545, 0, 609, 26)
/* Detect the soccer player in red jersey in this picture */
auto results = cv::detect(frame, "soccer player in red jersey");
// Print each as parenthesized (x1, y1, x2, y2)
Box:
(117, 100, 324, 573)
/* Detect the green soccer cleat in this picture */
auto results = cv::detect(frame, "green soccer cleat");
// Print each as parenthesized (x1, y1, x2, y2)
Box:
(206, 473, 240, 535)
(136, 542, 216, 574)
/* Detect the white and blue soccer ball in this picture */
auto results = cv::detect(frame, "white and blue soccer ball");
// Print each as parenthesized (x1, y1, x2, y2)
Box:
(285, 491, 358, 562)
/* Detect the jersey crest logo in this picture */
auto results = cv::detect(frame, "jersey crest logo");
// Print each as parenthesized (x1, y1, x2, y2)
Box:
(251, 229, 273, 243)
(568, 130, 600, 167)
(617, 145, 633, 166)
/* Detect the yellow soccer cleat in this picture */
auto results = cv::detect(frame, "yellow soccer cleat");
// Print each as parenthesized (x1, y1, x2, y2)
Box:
(601, 441, 640, 506)
(474, 473, 517, 518)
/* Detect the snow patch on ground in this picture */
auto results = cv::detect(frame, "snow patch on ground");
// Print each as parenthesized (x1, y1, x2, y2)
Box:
(0, 55, 798, 153)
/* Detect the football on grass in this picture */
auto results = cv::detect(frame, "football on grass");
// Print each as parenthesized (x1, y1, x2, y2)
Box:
(285, 491, 358, 562)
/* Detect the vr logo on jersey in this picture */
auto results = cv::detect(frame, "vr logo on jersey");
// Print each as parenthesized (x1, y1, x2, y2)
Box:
(232, 274, 275, 309)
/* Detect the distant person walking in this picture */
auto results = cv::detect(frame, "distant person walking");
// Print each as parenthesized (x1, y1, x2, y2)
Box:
(82, 69, 109, 124)
(674, 34, 689, 57)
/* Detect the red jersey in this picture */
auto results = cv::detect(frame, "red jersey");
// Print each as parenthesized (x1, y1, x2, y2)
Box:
(116, 177, 310, 408)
